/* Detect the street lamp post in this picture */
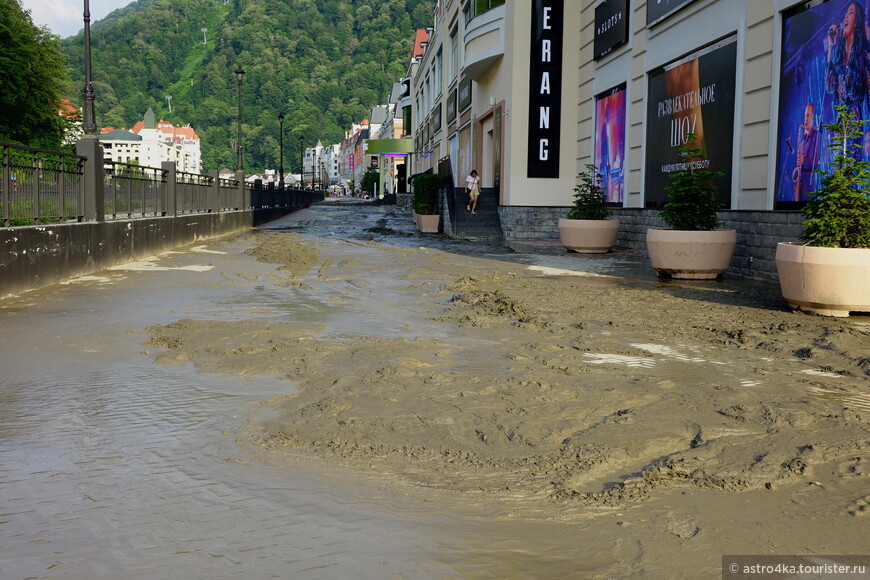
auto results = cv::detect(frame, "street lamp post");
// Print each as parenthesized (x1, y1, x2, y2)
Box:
(298, 135, 304, 189)
(81, 0, 97, 137)
(278, 113, 285, 190)
(235, 67, 245, 172)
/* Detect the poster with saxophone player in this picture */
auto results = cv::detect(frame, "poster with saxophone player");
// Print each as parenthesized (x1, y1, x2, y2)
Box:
(776, 0, 870, 208)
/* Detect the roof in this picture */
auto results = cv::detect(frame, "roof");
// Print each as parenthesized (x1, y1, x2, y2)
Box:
(413, 29, 430, 58)
(99, 129, 142, 141)
(370, 106, 389, 125)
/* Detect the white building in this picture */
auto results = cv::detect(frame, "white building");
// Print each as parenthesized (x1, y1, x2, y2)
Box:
(100, 108, 202, 174)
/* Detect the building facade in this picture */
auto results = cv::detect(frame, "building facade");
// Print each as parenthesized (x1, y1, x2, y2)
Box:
(407, 0, 855, 280)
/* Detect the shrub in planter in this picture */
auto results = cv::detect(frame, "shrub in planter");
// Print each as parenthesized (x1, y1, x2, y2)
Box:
(411, 173, 440, 215)
(558, 164, 620, 253)
(776, 105, 870, 316)
(646, 133, 736, 279)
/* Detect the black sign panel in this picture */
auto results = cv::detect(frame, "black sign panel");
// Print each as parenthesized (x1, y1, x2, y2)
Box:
(646, 0, 696, 26)
(594, 0, 628, 60)
(644, 40, 737, 207)
(527, 0, 564, 178)
(447, 88, 457, 123)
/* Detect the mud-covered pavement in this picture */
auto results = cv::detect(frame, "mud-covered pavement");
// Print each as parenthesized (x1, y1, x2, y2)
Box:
(3, 199, 869, 578)
(152, 200, 868, 577)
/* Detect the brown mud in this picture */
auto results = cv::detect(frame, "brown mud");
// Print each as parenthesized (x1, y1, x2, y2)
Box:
(145, 213, 870, 576)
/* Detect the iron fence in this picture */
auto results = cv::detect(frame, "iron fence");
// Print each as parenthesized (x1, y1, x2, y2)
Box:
(1, 142, 85, 226)
(104, 161, 166, 219)
(177, 170, 211, 214)
(219, 176, 241, 211)
(2, 141, 325, 227)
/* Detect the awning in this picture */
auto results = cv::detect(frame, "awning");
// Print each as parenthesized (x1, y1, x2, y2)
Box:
(364, 139, 414, 155)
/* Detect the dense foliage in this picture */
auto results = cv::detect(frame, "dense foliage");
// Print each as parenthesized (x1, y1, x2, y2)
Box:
(801, 106, 870, 248)
(566, 164, 610, 220)
(411, 173, 439, 215)
(659, 133, 725, 231)
(0, 0, 72, 149)
(61, 0, 431, 172)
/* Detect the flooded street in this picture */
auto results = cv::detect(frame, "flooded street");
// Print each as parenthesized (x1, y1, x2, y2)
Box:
(1, 200, 868, 579)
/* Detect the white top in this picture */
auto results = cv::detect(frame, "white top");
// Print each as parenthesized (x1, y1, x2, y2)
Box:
(465, 174, 480, 191)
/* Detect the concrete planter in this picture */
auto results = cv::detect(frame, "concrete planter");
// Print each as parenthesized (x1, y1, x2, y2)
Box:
(413, 211, 440, 233)
(775, 242, 870, 317)
(558, 218, 620, 254)
(646, 228, 737, 279)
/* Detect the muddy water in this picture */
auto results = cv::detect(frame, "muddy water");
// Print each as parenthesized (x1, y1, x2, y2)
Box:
(2, 201, 869, 579)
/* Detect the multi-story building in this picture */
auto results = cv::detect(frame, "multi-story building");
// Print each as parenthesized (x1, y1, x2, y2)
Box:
(408, 0, 850, 280)
(100, 108, 202, 174)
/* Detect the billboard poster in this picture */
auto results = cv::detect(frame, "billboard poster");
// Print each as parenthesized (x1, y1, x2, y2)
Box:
(647, 0, 696, 26)
(644, 39, 737, 207)
(776, 0, 870, 207)
(595, 85, 627, 204)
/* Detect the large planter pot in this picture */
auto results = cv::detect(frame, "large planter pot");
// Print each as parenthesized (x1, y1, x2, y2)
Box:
(413, 211, 440, 233)
(558, 218, 620, 254)
(775, 242, 870, 317)
(646, 228, 737, 279)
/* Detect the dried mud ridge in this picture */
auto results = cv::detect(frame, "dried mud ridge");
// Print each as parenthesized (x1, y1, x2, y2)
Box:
(146, 234, 870, 514)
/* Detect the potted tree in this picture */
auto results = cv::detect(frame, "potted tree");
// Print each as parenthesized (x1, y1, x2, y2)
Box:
(411, 173, 441, 233)
(646, 133, 736, 279)
(558, 164, 620, 253)
(776, 106, 870, 317)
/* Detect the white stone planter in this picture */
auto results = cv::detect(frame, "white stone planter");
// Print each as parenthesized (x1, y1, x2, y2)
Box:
(413, 211, 440, 233)
(646, 229, 737, 279)
(558, 218, 620, 254)
(775, 242, 870, 317)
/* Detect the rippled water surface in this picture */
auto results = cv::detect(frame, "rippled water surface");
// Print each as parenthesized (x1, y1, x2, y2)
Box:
(0, 210, 600, 580)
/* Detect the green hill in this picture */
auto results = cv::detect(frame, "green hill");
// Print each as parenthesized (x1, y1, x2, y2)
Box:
(61, 0, 431, 172)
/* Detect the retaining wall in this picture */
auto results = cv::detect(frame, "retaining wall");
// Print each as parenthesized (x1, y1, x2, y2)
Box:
(498, 207, 805, 283)
(0, 207, 294, 298)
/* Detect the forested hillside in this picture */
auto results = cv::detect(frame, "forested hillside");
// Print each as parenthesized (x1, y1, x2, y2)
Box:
(61, 0, 431, 172)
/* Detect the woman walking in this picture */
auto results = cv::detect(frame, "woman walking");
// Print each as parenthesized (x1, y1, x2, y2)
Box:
(465, 169, 480, 214)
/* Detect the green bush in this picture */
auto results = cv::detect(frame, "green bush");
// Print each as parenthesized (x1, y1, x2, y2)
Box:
(412, 173, 440, 215)
(658, 133, 725, 231)
(801, 106, 870, 248)
(566, 164, 610, 220)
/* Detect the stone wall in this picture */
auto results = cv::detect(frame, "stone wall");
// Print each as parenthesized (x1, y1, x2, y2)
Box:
(498, 206, 805, 283)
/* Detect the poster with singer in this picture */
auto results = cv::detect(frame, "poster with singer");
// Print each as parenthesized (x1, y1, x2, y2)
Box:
(595, 86, 626, 204)
(644, 39, 736, 207)
(776, 0, 870, 207)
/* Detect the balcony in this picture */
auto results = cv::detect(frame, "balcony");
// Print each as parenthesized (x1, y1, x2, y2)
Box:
(463, 2, 505, 81)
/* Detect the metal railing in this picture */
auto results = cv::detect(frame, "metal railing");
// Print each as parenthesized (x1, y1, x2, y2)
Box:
(2, 140, 325, 227)
(104, 161, 166, 218)
(1, 142, 85, 226)
(177, 170, 210, 214)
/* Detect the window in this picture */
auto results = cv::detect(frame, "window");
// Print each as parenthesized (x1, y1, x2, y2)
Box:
(465, 0, 504, 23)
(433, 50, 443, 98)
(449, 27, 459, 82)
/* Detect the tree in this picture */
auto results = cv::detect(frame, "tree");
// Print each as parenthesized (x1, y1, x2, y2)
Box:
(0, 0, 72, 149)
